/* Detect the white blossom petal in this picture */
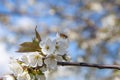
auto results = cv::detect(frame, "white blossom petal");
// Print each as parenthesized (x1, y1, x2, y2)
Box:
(54, 41, 68, 55)
(55, 55, 63, 61)
(28, 52, 43, 67)
(40, 38, 55, 55)
(3, 75, 15, 80)
(20, 55, 29, 66)
(44, 55, 57, 70)
(17, 72, 31, 80)
(9, 59, 23, 76)
(36, 74, 46, 80)
(40, 66, 47, 72)
(37, 58, 43, 66)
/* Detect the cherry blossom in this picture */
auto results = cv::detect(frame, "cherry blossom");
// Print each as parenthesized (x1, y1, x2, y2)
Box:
(40, 38, 55, 55)
(17, 72, 31, 80)
(28, 52, 43, 67)
(9, 59, 23, 76)
(7, 31, 71, 80)
(44, 54, 57, 70)
(54, 41, 68, 55)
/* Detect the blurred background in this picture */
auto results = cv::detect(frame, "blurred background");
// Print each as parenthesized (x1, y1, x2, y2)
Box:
(0, 0, 120, 80)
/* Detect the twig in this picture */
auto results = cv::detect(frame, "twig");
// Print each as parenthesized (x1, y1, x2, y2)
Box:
(1, 62, 120, 79)
(57, 62, 120, 70)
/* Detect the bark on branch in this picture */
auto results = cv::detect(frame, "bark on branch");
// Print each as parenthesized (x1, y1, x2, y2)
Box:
(57, 62, 120, 70)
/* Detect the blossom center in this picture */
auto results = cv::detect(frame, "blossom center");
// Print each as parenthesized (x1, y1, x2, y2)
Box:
(45, 45, 49, 51)
(55, 45, 59, 50)
(50, 55, 55, 59)
(35, 55, 40, 59)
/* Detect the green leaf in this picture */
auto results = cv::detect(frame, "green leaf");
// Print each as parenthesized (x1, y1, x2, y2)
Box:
(17, 42, 41, 52)
(17, 27, 42, 53)
(35, 26, 41, 43)
(20, 42, 35, 47)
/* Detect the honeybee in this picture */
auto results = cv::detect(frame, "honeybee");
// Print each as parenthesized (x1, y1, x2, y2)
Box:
(59, 33, 68, 39)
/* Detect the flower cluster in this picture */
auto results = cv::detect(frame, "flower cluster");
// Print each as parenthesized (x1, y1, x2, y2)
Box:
(4, 30, 71, 80)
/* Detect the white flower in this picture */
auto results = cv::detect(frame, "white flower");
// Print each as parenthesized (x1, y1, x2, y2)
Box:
(55, 55, 63, 62)
(9, 59, 23, 76)
(3, 75, 15, 80)
(54, 41, 68, 55)
(28, 52, 43, 67)
(17, 72, 31, 80)
(44, 54, 57, 70)
(40, 38, 55, 55)
(40, 66, 47, 72)
(20, 54, 29, 66)
(36, 74, 46, 80)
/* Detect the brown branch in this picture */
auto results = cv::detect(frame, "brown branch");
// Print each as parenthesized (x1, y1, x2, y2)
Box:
(57, 62, 120, 70)
(1, 62, 120, 80)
